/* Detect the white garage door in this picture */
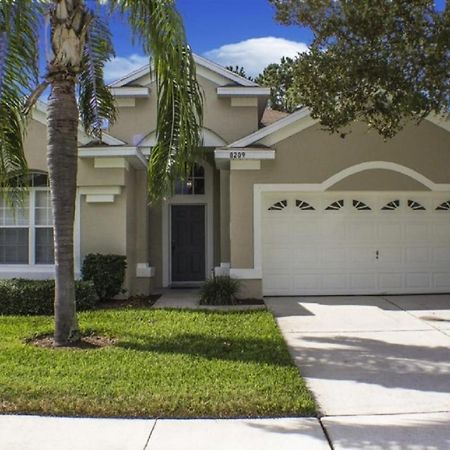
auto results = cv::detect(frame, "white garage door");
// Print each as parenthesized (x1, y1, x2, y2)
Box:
(262, 193, 450, 295)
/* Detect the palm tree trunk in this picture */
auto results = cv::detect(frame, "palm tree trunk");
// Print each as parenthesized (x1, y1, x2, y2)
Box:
(47, 78, 80, 346)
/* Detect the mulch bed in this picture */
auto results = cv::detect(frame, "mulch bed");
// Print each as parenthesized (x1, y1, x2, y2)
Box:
(30, 334, 117, 350)
(99, 295, 161, 310)
(236, 298, 265, 305)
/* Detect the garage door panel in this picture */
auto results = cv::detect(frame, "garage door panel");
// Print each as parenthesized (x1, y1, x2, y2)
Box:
(349, 247, 379, 264)
(292, 247, 321, 267)
(433, 223, 450, 242)
(378, 247, 404, 264)
(320, 220, 346, 240)
(322, 273, 348, 290)
(347, 223, 377, 241)
(293, 274, 321, 291)
(321, 247, 348, 265)
(262, 192, 450, 295)
(434, 273, 450, 288)
(405, 223, 430, 241)
(406, 273, 431, 289)
(433, 247, 450, 263)
(379, 273, 404, 290)
(350, 273, 377, 290)
(378, 223, 403, 241)
(405, 247, 430, 264)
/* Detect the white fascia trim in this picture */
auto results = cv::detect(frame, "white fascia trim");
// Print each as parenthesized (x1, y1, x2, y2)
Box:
(109, 54, 258, 88)
(110, 87, 150, 98)
(194, 54, 258, 87)
(79, 186, 122, 196)
(215, 148, 275, 160)
(140, 127, 228, 147)
(101, 134, 127, 146)
(227, 108, 313, 148)
(426, 113, 450, 132)
(228, 109, 449, 149)
(217, 87, 270, 97)
(79, 147, 147, 169)
(34, 101, 126, 146)
(110, 64, 150, 87)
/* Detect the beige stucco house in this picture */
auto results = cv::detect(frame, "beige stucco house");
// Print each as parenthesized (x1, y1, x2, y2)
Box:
(2, 54, 450, 298)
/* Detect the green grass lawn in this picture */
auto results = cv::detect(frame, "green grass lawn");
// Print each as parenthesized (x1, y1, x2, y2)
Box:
(0, 309, 316, 418)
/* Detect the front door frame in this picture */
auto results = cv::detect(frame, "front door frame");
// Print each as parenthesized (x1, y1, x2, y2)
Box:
(161, 159, 214, 287)
(170, 203, 207, 285)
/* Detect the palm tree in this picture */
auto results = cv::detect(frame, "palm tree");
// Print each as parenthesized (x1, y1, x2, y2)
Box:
(0, 0, 203, 346)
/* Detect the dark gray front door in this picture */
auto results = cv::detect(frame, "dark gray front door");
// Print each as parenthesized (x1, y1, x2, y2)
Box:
(171, 205, 206, 282)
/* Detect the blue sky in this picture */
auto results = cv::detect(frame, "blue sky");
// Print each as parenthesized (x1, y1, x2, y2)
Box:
(38, 0, 447, 84)
(102, 0, 313, 82)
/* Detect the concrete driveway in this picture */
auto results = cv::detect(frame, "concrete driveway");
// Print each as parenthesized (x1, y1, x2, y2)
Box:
(265, 294, 450, 450)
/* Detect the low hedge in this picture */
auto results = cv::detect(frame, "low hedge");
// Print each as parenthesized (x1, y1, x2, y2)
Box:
(0, 279, 98, 316)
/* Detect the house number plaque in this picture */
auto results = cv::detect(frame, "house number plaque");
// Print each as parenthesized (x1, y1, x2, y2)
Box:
(230, 151, 246, 160)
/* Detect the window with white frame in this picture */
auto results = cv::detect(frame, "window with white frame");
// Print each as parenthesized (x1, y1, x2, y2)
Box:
(0, 173, 54, 265)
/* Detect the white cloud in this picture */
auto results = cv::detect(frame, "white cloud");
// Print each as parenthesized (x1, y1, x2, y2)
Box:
(104, 54, 149, 83)
(204, 37, 308, 77)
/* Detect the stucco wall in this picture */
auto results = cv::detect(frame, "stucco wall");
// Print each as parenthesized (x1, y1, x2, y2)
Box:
(24, 120, 48, 172)
(108, 75, 259, 145)
(80, 194, 127, 258)
(148, 201, 163, 287)
(230, 120, 450, 269)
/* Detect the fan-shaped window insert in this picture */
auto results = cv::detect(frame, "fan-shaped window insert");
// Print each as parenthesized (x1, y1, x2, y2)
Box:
(408, 200, 426, 211)
(353, 200, 371, 211)
(436, 201, 450, 211)
(381, 200, 400, 211)
(268, 200, 287, 211)
(325, 200, 344, 211)
(296, 200, 315, 210)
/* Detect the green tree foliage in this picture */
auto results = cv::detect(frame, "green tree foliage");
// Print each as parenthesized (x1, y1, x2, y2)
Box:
(0, 0, 203, 345)
(270, 0, 450, 138)
(255, 57, 297, 113)
(225, 65, 253, 81)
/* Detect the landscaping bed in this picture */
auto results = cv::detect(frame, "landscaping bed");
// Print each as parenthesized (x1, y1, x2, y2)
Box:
(0, 309, 316, 418)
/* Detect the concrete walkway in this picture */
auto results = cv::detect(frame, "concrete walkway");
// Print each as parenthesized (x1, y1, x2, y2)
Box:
(0, 415, 331, 450)
(266, 294, 450, 449)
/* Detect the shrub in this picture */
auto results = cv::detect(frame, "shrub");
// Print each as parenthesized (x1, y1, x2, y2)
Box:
(81, 254, 127, 301)
(199, 276, 241, 306)
(0, 279, 98, 316)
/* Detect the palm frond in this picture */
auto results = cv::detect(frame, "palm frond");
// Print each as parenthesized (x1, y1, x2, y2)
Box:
(0, 0, 41, 196)
(78, 11, 117, 140)
(111, 0, 203, 200)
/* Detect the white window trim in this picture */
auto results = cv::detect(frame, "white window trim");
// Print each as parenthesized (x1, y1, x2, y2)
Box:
(0, 187, 82, 280)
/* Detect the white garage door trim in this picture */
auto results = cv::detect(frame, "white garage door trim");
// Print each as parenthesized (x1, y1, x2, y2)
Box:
(229, 161, 450, 285)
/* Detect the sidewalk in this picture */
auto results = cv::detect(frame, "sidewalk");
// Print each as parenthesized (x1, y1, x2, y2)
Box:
(0, 415, 331, 450)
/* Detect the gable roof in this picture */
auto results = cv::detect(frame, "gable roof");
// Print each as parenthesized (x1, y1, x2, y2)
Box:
(228, 108, 315, 148)
(228, 108, 450, 148)
(110, 53, 258, 88)
(32, 101, 126, 146)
